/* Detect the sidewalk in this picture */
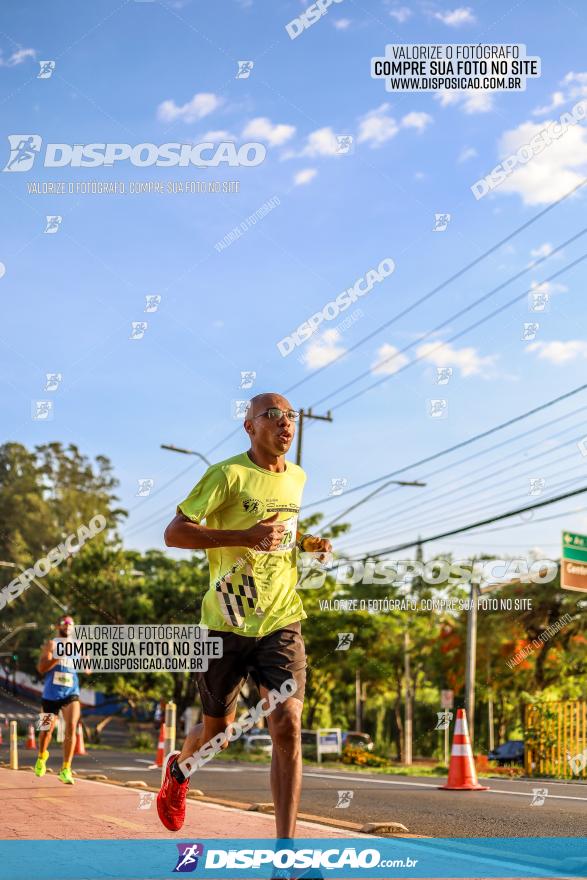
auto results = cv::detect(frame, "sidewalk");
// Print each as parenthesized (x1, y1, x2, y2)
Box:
(0, 768, 353, 840)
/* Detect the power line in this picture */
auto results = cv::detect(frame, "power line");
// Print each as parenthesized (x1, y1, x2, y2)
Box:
(311, 226, 587, 409)
(205, 178, 587, 456)
(362, 484, 587, 557)
(335, 413, 587, 544)
(304, 380, 587, 510)
(318, 249, 587, 412)
(287, 177, 587, 397)
(326, 403, 587, 532)
(340, 466, 584, 555)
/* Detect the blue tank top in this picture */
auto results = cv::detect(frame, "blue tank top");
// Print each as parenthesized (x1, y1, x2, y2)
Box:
(42, 638, 80, 700)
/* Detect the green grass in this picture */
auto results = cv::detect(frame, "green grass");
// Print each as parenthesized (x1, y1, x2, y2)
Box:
(309, 760, 448, 777)
(212, 749, 449, 775)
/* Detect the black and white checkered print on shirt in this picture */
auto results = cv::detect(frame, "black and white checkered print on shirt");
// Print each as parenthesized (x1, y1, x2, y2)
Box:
(215, 571, 258, 627)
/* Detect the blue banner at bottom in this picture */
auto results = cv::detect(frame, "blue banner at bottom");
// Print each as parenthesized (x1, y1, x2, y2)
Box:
(0, 837, 586, 880)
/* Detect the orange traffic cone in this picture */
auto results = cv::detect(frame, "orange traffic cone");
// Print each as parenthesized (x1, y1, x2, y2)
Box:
(74, 722, 87, 756)
(25, 723, 36, 749)
(439, 708, 489, 791)
(155, 722, 166, 767)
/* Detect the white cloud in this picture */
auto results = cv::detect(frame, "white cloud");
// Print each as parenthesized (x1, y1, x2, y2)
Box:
(530, 243, 553, 259)
(533, 92, 566, 117)
(371, 343, 410, 375)
(401, 111, 433, 132)
(458, 146, 477, 162)
(0, 47, 36, 67)
(434, 7, 476, 26)
(529, 279, 567, 296)
(436, 88, 494, 113)
(533, 72, 587, 116)
(298, 127, 341, 157)
(201, 130, 236, 141)
(563, 71, 587, 98)
(293, 168, 317, 186)
(416, 341, 498, 377)
(389, 6, 412, 22)
(243, 117, 296, 146)
(157, 92, 222, 123)
(357, 104, 399, 147)
(496, 118, 587, 205)
(333, 17, 352, 29)
(302, 329, 346, 368)
(527, 340, 587, 364)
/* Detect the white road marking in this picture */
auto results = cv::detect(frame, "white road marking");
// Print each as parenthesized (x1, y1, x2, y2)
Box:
(304, 772, 587, 803)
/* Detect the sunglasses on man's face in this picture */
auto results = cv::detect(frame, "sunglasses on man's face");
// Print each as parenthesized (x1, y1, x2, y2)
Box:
(254, 407, 300, 422)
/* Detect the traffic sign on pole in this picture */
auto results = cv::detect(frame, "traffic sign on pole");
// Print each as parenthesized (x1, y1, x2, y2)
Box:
(562, 530, 587, 592)
(441, 690, 454, 710)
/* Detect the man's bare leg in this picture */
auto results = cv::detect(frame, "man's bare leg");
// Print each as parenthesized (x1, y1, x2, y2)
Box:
(176, 713, 235, 774)
(61, 700, 80, 766)
(157, 712, 236, 831)
(263, 691, 303, 839)
(37, 714, 56, 756)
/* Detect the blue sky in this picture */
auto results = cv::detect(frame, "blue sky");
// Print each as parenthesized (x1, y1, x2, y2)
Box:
(2, 0, 587, 567)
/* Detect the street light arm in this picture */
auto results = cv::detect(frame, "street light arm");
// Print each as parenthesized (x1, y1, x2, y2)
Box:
(161, 444, 211, 467)
(0, 622, 37, 648)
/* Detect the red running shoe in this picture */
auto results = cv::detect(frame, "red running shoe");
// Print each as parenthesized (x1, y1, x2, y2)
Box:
(157, 750, 189, 832)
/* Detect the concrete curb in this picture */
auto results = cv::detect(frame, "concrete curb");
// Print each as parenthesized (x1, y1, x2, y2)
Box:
(246, 803, 419, 838)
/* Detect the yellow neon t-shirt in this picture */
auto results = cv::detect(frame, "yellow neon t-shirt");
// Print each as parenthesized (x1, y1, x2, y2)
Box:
(178, 451, 307, 637)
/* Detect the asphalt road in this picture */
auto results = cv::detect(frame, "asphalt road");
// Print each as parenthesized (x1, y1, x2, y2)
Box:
(3, 690, 587, 838)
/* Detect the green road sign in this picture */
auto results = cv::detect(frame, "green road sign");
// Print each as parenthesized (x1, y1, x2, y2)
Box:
(562, 531, 587, 591)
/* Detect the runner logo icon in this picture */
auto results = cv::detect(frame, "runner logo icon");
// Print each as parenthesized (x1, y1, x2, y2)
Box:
(173, 843, 204, 872)
(4, 135, 42, 172)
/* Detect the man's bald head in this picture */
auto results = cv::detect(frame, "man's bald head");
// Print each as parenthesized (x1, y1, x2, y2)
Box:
(243, 392, 297, 458)
(245, 392, 294, 420)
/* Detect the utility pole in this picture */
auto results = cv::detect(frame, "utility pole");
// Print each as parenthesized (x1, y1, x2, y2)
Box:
(464, 561, 479, 744)
(487, 655, 495, 753)
(404, 539, 422, 766)
(295, 408, 333, 466)
(355, 669, 362, 732)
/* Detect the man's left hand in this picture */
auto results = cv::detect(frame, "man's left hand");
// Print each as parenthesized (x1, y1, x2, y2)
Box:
(302, 536, 332, 563)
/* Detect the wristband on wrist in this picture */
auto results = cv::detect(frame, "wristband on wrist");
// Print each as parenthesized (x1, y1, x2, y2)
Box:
(297, 534, 313, 552)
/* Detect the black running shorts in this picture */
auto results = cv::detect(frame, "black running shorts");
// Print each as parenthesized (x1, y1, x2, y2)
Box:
(41, 694, 80, 714)
(197, 621, 306, 718)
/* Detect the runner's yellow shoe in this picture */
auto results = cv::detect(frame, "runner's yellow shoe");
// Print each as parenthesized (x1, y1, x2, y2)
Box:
(58, 767, 74, 785)
(34, 754, 48, 777)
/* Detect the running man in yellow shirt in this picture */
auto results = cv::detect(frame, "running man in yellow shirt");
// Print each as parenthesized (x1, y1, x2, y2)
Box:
(157, 392, 331, 845)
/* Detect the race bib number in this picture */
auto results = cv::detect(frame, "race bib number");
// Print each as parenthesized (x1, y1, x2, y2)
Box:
(53, 671, 74, 688)
(278, 515, 297, 551)
(250, 514, 298, 554)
